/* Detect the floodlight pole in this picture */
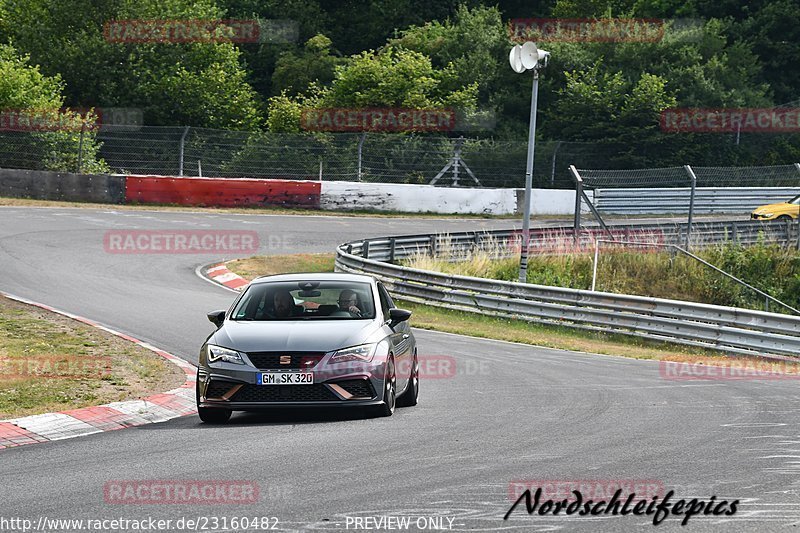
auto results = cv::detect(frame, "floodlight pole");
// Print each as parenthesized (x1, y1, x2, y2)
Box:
(519, 70, 540, 283)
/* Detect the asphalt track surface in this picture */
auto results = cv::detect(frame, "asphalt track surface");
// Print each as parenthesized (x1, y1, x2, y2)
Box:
(0, 206, 798, 532)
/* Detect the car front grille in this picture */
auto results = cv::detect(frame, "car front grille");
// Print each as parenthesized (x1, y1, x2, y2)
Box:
(205, 380, 239, 399)
(335, 379, 376, 399)
(245, 352, 326, 370)
(230, 384, 339, 402)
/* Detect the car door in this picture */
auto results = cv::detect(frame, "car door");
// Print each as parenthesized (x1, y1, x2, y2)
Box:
(378, 282, 412, 392)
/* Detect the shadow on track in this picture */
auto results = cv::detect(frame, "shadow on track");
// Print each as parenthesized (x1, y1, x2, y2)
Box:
(134, 407, 389, 430)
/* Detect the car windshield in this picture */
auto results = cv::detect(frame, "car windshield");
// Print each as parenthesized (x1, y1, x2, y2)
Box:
(230, 280, 375, 320)
(789, 195, 800, 205)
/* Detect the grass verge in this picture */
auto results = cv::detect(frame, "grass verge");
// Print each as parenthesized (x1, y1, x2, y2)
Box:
(224, 253, 761, 365)
(0, 295, 185, 419)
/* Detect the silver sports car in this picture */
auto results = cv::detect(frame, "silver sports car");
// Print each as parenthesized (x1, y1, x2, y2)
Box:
(196, 273, 418, 422)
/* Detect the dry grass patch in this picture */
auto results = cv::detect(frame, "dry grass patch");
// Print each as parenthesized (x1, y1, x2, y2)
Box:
(0, 295, 185, 419)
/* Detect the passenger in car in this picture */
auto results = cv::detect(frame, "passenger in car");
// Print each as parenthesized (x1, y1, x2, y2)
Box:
(337, 289, 362, 317)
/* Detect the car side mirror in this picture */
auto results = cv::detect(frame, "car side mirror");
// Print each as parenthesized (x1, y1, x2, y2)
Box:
(207, 310, 226, 328)
(388, 308, 412, 328)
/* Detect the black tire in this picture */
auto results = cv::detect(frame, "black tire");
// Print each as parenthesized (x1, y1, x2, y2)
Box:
(371, 356, 396, 417)
(196, 377, 232, 424)
(777, 215, 792, 222)
(396, 351, 418, 408)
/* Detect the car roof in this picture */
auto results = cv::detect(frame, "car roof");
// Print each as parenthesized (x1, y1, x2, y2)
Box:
(250, 272, 376, 285)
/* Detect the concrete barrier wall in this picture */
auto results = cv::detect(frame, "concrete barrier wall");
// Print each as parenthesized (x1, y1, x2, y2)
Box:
(0, 169, 587, 215)
(0, 169, 125, 203)
(320, 181, 518, 214)
(125, 175, 321, 208)
(320, 181, 588, 215)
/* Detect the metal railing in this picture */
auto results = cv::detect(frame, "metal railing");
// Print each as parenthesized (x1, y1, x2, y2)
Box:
(334, 219, 800, 360)
(590, 239, 800, 314)
(594, 187, 800, 215)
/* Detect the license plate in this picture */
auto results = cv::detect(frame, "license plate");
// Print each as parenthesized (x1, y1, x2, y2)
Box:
(258, 372, 314, 385)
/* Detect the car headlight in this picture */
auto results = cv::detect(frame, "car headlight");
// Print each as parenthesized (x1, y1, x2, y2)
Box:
(206, 344, 245, 365)
(330, 343, 377, 363)
(760, 212, 773, 217)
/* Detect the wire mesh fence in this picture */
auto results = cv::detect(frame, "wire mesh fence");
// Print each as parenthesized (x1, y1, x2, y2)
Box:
(0, 126, 661, 188)
(1, 124, 800, 191)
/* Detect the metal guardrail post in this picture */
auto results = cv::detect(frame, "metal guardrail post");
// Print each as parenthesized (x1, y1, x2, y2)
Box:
(591, 238, 600, 291)
(572, 166, 583, 243)
(684, 165, 697, 250)
(178, 126, 189, 176)
(362, 240, 370, 259)
(389, 238, 396, 263)
(797, 219, 800, 251)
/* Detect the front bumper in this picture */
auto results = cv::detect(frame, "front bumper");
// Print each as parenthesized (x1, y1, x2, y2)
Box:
(197, 361, 386, 411)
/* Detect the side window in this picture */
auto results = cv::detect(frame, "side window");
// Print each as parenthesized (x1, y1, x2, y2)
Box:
(377, 283, 394, 318)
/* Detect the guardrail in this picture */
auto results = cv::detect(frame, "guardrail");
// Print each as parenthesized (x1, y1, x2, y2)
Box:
(594, 187, 800, 215)
(335, 219, 800, 360)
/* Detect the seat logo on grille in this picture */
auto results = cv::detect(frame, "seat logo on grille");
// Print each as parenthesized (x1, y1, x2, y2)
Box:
(279, 355, 291, 365)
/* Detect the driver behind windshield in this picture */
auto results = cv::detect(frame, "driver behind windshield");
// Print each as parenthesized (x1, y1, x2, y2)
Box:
(272, 289, 300, 318)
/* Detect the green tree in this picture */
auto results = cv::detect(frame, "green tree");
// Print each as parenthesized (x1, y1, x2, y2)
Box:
(0, 44, 106, 173)
(0, 0, 263, 129)
(266, 45, 478, 132)
(271, 34, 343, 96)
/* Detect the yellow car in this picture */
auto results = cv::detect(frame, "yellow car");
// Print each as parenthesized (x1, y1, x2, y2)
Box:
(751, 195, 800, 221)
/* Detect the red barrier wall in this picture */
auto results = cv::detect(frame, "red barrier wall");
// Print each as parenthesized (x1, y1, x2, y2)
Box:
(124, 176, 321, 208)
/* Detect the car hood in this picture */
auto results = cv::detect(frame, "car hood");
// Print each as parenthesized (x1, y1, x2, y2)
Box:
(753, 202, 794, 214)
(210, 319, 378, 353)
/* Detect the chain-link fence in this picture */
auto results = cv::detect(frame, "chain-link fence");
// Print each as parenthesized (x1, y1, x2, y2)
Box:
(0, 126, 670, 188)
(571, 163, 800, 249)
(2, 124, 800, 191)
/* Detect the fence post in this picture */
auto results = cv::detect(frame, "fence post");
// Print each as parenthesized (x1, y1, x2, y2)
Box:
(572, 166, 583, 244)
(76, 123, 86, 174)
(452, 138, 462, 187)
(796, 164, 800, 249)
(388, 238, 396, 263)
(684, 165, 697, 250)
(178, 126, 189, 176)
(550, 140, 563, 187)
(357, 132, 366, 181)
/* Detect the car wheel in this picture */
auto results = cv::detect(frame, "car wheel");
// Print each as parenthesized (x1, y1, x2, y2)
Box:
(196, 376, 232, 424)
(372, 356, 396, 417)
(396, 351, 418, 408)
(777, 215, 792, 222)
